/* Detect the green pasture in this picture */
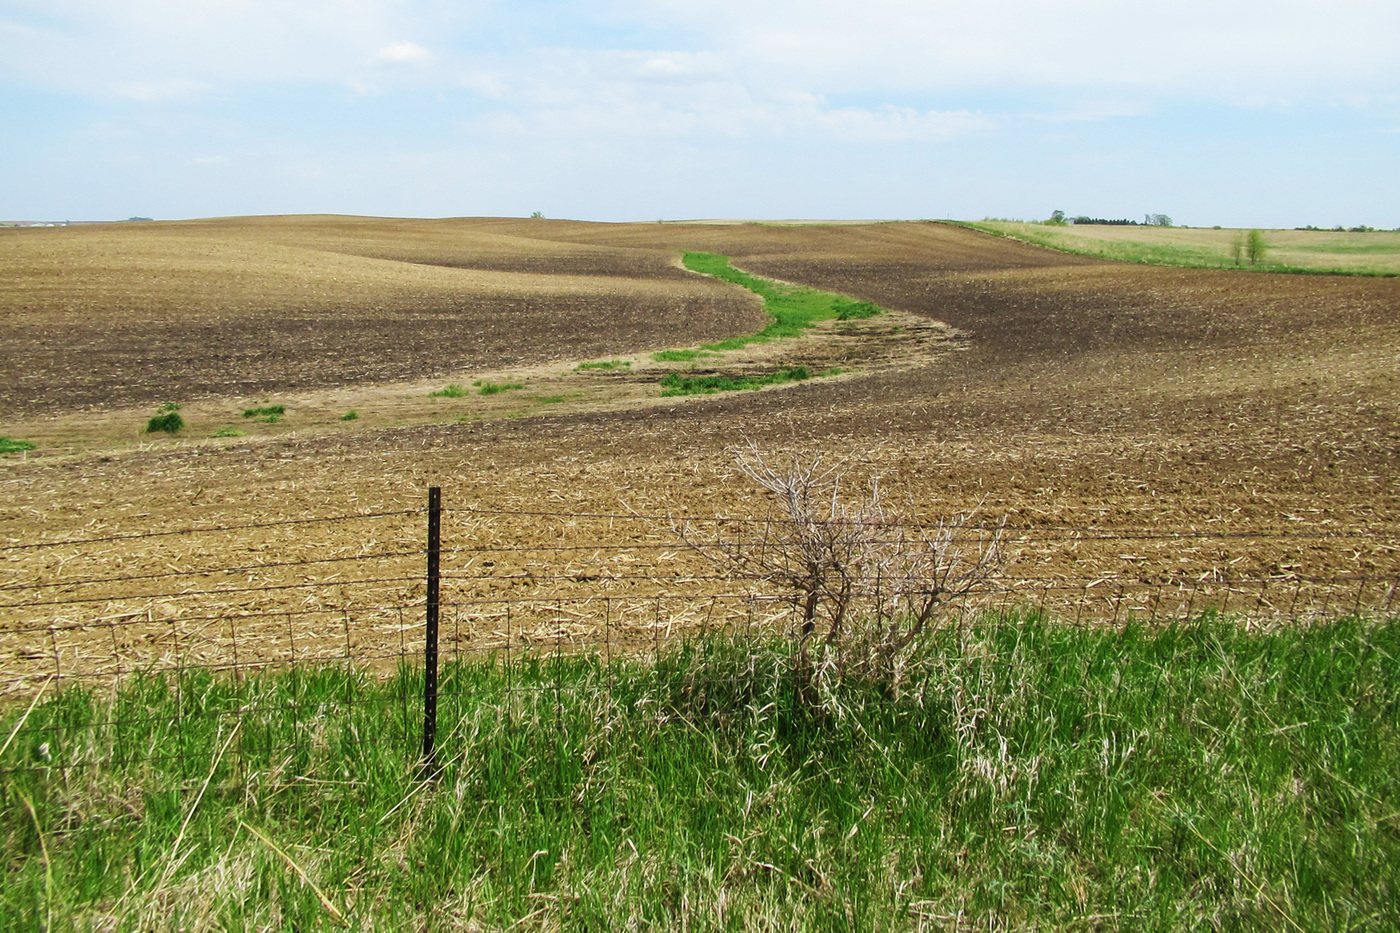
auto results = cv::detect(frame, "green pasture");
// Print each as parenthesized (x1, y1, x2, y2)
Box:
(963, 221, 1400, 276)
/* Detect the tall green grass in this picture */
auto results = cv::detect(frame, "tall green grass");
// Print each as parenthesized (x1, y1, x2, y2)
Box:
(3, 616, 1397, 930)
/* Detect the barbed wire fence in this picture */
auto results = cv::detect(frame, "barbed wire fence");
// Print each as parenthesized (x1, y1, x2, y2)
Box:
(1, 488, 1396, 780)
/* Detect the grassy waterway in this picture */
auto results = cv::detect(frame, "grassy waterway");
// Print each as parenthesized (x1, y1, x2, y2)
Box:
(3, 617, 1398, 930)
(644, 252, 880, 395)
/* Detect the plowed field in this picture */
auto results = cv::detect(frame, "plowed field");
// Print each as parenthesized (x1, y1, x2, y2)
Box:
(1, 217, 1397, 686)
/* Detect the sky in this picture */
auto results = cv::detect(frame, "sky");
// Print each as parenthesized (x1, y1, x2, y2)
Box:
(2, 0, 1397, 227)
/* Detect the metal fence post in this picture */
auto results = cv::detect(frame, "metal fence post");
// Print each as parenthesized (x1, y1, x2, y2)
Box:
(421, 487, 442, 775)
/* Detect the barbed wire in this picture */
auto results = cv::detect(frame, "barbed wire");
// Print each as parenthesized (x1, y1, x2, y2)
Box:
(444, 505, 1399, 540)
(0, 508, 421, 553)
(0, 574, 420, 611)
(0, 547, 427, 595)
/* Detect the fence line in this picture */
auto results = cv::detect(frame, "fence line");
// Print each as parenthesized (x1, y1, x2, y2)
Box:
(0, 490, 1396, 780)
(0, 508, 421, 552)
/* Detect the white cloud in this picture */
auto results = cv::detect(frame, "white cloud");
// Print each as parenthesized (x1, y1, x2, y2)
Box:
(0, 0, 456, 95)
(110, 78, 211, 102)
(1035, 101, 1151, 124)
(457, 51, 991, 143)
(370, 41, 432, 66)
(3, 0, 1398, 226)
(633, 0, 1400, 102)
(796, 104, 991, 140)
(4, 0, 1397, 110)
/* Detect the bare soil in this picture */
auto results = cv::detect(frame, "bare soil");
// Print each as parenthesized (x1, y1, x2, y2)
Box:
(0, 216, 759, 416)
(1, 218, 1396, 691)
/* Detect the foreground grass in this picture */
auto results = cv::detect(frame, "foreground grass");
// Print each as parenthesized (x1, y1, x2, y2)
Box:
(961, 221, 1400, 276)
(3, 617, 1398, 930)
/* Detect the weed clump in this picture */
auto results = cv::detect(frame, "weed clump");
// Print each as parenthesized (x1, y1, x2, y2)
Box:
(576, 360, 631, 371)
(242, 404, 285, 423)
(145, 403, 183, 434)
(429, 385, 467, 399)
(0, 436, 36, 454)
(476, 381, 523, 396)
(212, 426, 246, 438)
(659, 367, 822, 396)
(652, 349, 716, 363)
(833, 298, 880, 320)
(340, 410, 359, 421)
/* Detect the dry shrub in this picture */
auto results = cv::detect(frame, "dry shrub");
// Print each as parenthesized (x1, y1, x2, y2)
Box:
(677, 442, 1003, 704)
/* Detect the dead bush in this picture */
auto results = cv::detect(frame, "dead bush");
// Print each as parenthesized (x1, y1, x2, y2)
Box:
(676, 442, 1002, 705)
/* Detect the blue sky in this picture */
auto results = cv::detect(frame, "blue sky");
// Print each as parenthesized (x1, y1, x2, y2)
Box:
(2, 0, 1397, 227)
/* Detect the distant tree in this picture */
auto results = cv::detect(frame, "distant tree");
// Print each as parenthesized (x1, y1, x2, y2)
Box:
(1230, 233, 1245, 267)
(530, 211, 544, 219)
(1246, 229, 1267, 266)
(1047, 209, 1067, 226)
(1145, 213, 1173, 227)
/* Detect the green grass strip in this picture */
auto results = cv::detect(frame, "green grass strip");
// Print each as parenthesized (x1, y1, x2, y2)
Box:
(681, 251, 883, 352)
(651, 349, 718, 362)
(3, 616, 1397, 930)
(660, 366, 830, 397)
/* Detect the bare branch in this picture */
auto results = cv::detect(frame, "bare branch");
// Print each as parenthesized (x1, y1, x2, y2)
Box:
(673, 443, 1004, 703)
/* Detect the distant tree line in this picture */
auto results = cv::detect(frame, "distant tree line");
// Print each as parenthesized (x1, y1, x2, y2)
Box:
(1068, 214, 1173, 227)
(1295, 224, 1397, 233)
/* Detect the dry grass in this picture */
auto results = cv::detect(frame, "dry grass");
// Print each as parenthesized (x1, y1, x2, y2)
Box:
(969, 221, 1400, 274)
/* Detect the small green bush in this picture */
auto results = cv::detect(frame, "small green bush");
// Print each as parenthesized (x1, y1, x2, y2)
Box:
(477, 381, 523, 396)
(0, 436, 37, 454)
(340, 410, 359, 421)
(242, 405, 285, 418)
(145, 412, 184, 434)
(429, 385, 467, 398)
